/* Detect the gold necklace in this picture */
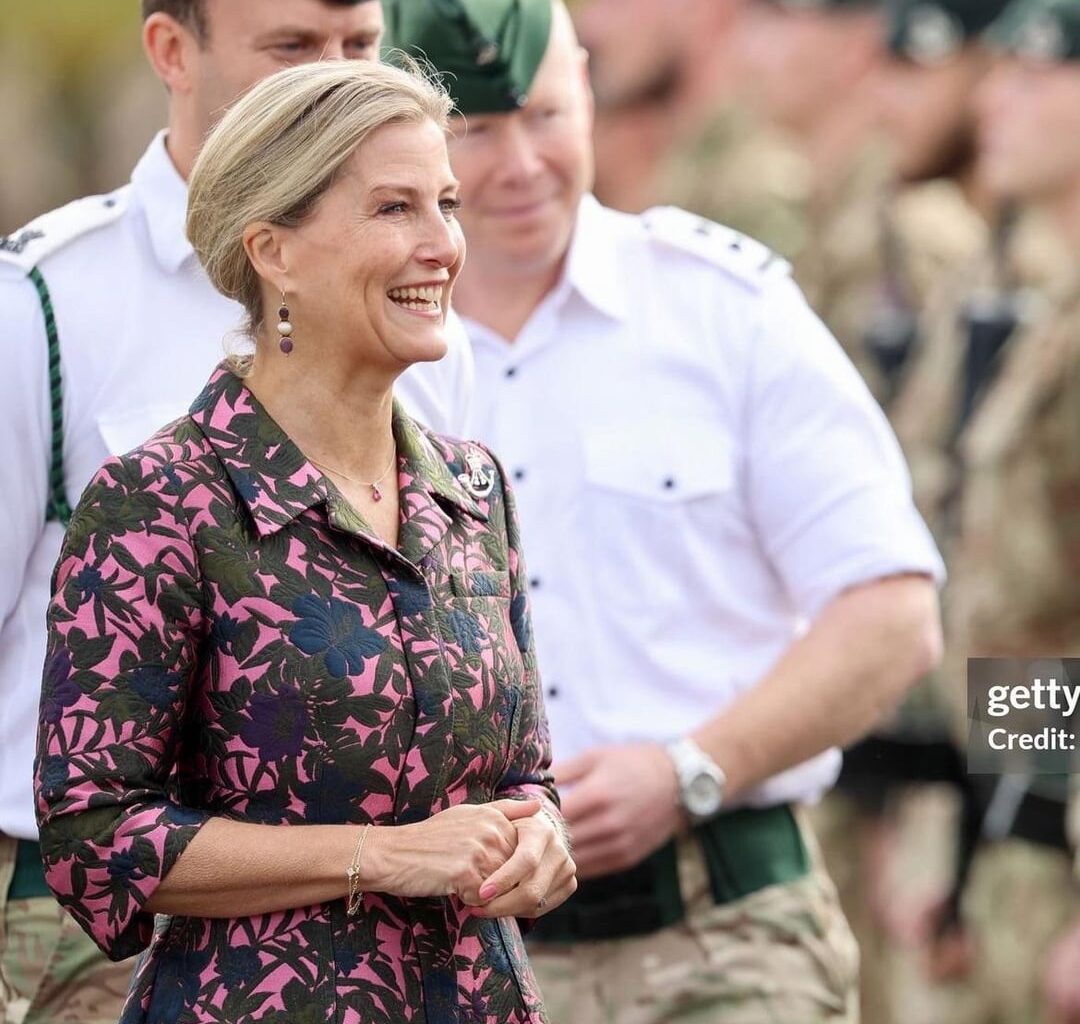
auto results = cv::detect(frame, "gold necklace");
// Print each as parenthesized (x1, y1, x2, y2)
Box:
(310, 447, 397, 503)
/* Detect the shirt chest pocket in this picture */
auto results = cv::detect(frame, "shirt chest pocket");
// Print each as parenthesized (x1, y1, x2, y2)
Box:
(583, 423, 735, 503)
(580, 422, 738, 613)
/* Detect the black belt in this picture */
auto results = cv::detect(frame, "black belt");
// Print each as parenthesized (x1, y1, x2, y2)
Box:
(836, 735, 967, 813)
(531, 804, 809, 943)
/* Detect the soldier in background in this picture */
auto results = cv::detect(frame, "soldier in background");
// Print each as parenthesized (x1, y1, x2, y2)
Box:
(572, 0, 751, 214)
(884, 1, 1080, 1020)
(573, 0, 812, 259)
(736, 0, 890, 386)
(808, 4, 1008, 1021)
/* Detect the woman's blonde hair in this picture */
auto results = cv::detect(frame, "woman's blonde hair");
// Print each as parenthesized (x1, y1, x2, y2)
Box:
(186, 57, 452, 371)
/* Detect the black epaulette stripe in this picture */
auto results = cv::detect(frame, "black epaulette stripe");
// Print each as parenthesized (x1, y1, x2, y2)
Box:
(29, 267, 71, 526)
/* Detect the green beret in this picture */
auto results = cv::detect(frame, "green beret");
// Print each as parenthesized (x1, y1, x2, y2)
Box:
(887, 0, 1013, 62)
(991, 0, 1080, 61)
(382, 0, 553, 115)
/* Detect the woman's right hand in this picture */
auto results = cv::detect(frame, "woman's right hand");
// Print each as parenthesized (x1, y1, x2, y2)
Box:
(363, 798, 541, 902)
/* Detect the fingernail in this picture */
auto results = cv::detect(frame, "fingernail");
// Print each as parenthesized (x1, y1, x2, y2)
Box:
(479, 884, 497, 900)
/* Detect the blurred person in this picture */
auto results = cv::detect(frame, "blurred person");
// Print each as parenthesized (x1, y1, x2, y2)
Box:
(738, 0, 892, 391)
(385, 1, 947, 1022)
(0, 2, 476, 1022)
(807, 4, 1007, 1021)
(877, 1, 1080, 1021)
(949, 2, 1080, 1021)
(609, 0, 818, 258)
(33, 59, 574, 1024)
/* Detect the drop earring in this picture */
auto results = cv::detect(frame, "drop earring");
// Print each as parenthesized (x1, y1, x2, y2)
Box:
(277, 291, 294, 355)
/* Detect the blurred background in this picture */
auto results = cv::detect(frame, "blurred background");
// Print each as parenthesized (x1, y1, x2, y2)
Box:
(0, 3, 162, 233)
(4, 2, 1080, 1023)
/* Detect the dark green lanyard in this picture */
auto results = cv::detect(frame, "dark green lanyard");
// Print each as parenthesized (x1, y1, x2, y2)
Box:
(28, 266, 71, 526)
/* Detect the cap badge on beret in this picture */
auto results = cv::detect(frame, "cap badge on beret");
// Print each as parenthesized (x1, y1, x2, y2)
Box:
(1015, 11, 1068, 62)
(905, 3, 964, 63)
(477, 41, 499, 66)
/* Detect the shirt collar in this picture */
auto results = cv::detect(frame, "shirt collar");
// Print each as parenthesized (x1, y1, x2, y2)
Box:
(130, 131, 194, 273)
(188, 364, 486, 540)
(561, 194, 628, 322)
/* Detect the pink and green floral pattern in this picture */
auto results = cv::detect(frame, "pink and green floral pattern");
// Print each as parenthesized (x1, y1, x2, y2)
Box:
(34, 364, 557, 1024)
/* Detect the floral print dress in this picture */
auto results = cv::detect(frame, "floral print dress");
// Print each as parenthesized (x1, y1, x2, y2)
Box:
(34, 365, 558, 1024)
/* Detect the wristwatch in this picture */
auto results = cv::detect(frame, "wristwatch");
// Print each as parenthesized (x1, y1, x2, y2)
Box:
(665, 737, 726, 823)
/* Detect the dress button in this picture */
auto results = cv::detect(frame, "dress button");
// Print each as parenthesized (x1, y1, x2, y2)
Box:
(513, 468, 527, 482)
(505, 366, 518, 379)
(547, 685, 559, 699)
(529, 577, 541, 590)
(663, 477, 677, 491)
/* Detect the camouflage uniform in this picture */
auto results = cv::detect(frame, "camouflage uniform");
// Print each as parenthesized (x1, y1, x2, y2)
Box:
(0, 837, 132, 1024)
(658, 105, 813, 265)
(884, 212, 1080, 1024)
(529, 813, 859, 1024)
(808, 177, 986, 1024)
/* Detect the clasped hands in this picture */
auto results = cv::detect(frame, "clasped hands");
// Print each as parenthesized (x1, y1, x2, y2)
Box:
(364, 797, 576, 918)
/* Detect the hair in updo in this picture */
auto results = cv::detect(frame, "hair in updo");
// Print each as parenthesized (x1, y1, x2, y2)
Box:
(186, 57, 451, 373)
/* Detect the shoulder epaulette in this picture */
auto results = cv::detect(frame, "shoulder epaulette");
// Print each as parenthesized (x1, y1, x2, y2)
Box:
(0, 188, 130, 273)
(641, 205, 790, 289)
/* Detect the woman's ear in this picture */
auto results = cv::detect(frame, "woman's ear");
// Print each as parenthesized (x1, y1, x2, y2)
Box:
(243, 222, 291, 291)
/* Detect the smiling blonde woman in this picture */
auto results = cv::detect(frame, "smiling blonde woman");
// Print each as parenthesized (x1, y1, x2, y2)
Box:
(34, 58, 573, 1024)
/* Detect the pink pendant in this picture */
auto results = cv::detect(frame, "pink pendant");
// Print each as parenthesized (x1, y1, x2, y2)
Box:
(371, 484, 383, 502)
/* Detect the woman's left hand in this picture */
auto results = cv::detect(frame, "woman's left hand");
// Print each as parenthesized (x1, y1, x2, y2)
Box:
(469, 804, 577, 919)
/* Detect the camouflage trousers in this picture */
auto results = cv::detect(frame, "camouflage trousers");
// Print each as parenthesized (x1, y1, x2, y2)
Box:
(810, 784, 961, 1024)
(886, 838, 1079, 1024)
(0, 835, 131, 1024)
(528, 812, 860, 1023)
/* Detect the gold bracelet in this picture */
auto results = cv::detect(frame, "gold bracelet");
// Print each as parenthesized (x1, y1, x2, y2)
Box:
(346, 824, 373, 917)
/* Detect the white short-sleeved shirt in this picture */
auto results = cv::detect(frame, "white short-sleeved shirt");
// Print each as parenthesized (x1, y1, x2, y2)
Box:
(0, 133, 474, 840)
(463, 195, 944, 808)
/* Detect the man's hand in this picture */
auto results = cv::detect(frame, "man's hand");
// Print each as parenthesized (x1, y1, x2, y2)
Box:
(1043, 918, 1080, 1023)
(554, 743, 681, 880)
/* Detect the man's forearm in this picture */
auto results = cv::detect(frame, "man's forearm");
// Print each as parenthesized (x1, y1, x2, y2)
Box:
(692, 574, 942, 800)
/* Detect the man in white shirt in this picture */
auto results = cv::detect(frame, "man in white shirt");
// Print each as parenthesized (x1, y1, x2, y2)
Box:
(0, 3, 473, 1020)
(385, 1, 944, 1020)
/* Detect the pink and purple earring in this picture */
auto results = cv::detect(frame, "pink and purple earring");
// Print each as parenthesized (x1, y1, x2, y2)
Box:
(277, 291, 294, 355)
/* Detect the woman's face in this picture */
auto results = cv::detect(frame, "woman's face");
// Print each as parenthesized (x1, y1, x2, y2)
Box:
(281, 118, 465, 372)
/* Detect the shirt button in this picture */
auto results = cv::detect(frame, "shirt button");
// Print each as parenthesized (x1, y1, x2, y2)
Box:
(663, 477, 677, 491)
(513, 468, 527, 482)
(504, 366, 518, 379)
(529, 577, 541, 590)
(547, 685, 559, 699)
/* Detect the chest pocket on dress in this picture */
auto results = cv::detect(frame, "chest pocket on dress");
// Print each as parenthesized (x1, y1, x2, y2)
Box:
(581, 422, 736, 614)
(437, 569, 523, 795)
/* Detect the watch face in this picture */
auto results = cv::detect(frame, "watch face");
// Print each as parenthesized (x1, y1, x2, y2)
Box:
(685, 771, 723, 818)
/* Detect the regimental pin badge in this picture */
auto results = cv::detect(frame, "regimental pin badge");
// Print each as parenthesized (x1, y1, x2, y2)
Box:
(458, 449, 496, 499)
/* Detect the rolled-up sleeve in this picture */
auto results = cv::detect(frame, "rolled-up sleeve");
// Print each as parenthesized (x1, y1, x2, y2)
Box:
(34, 453, 210, 961)
(744, 276, 945, 619)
